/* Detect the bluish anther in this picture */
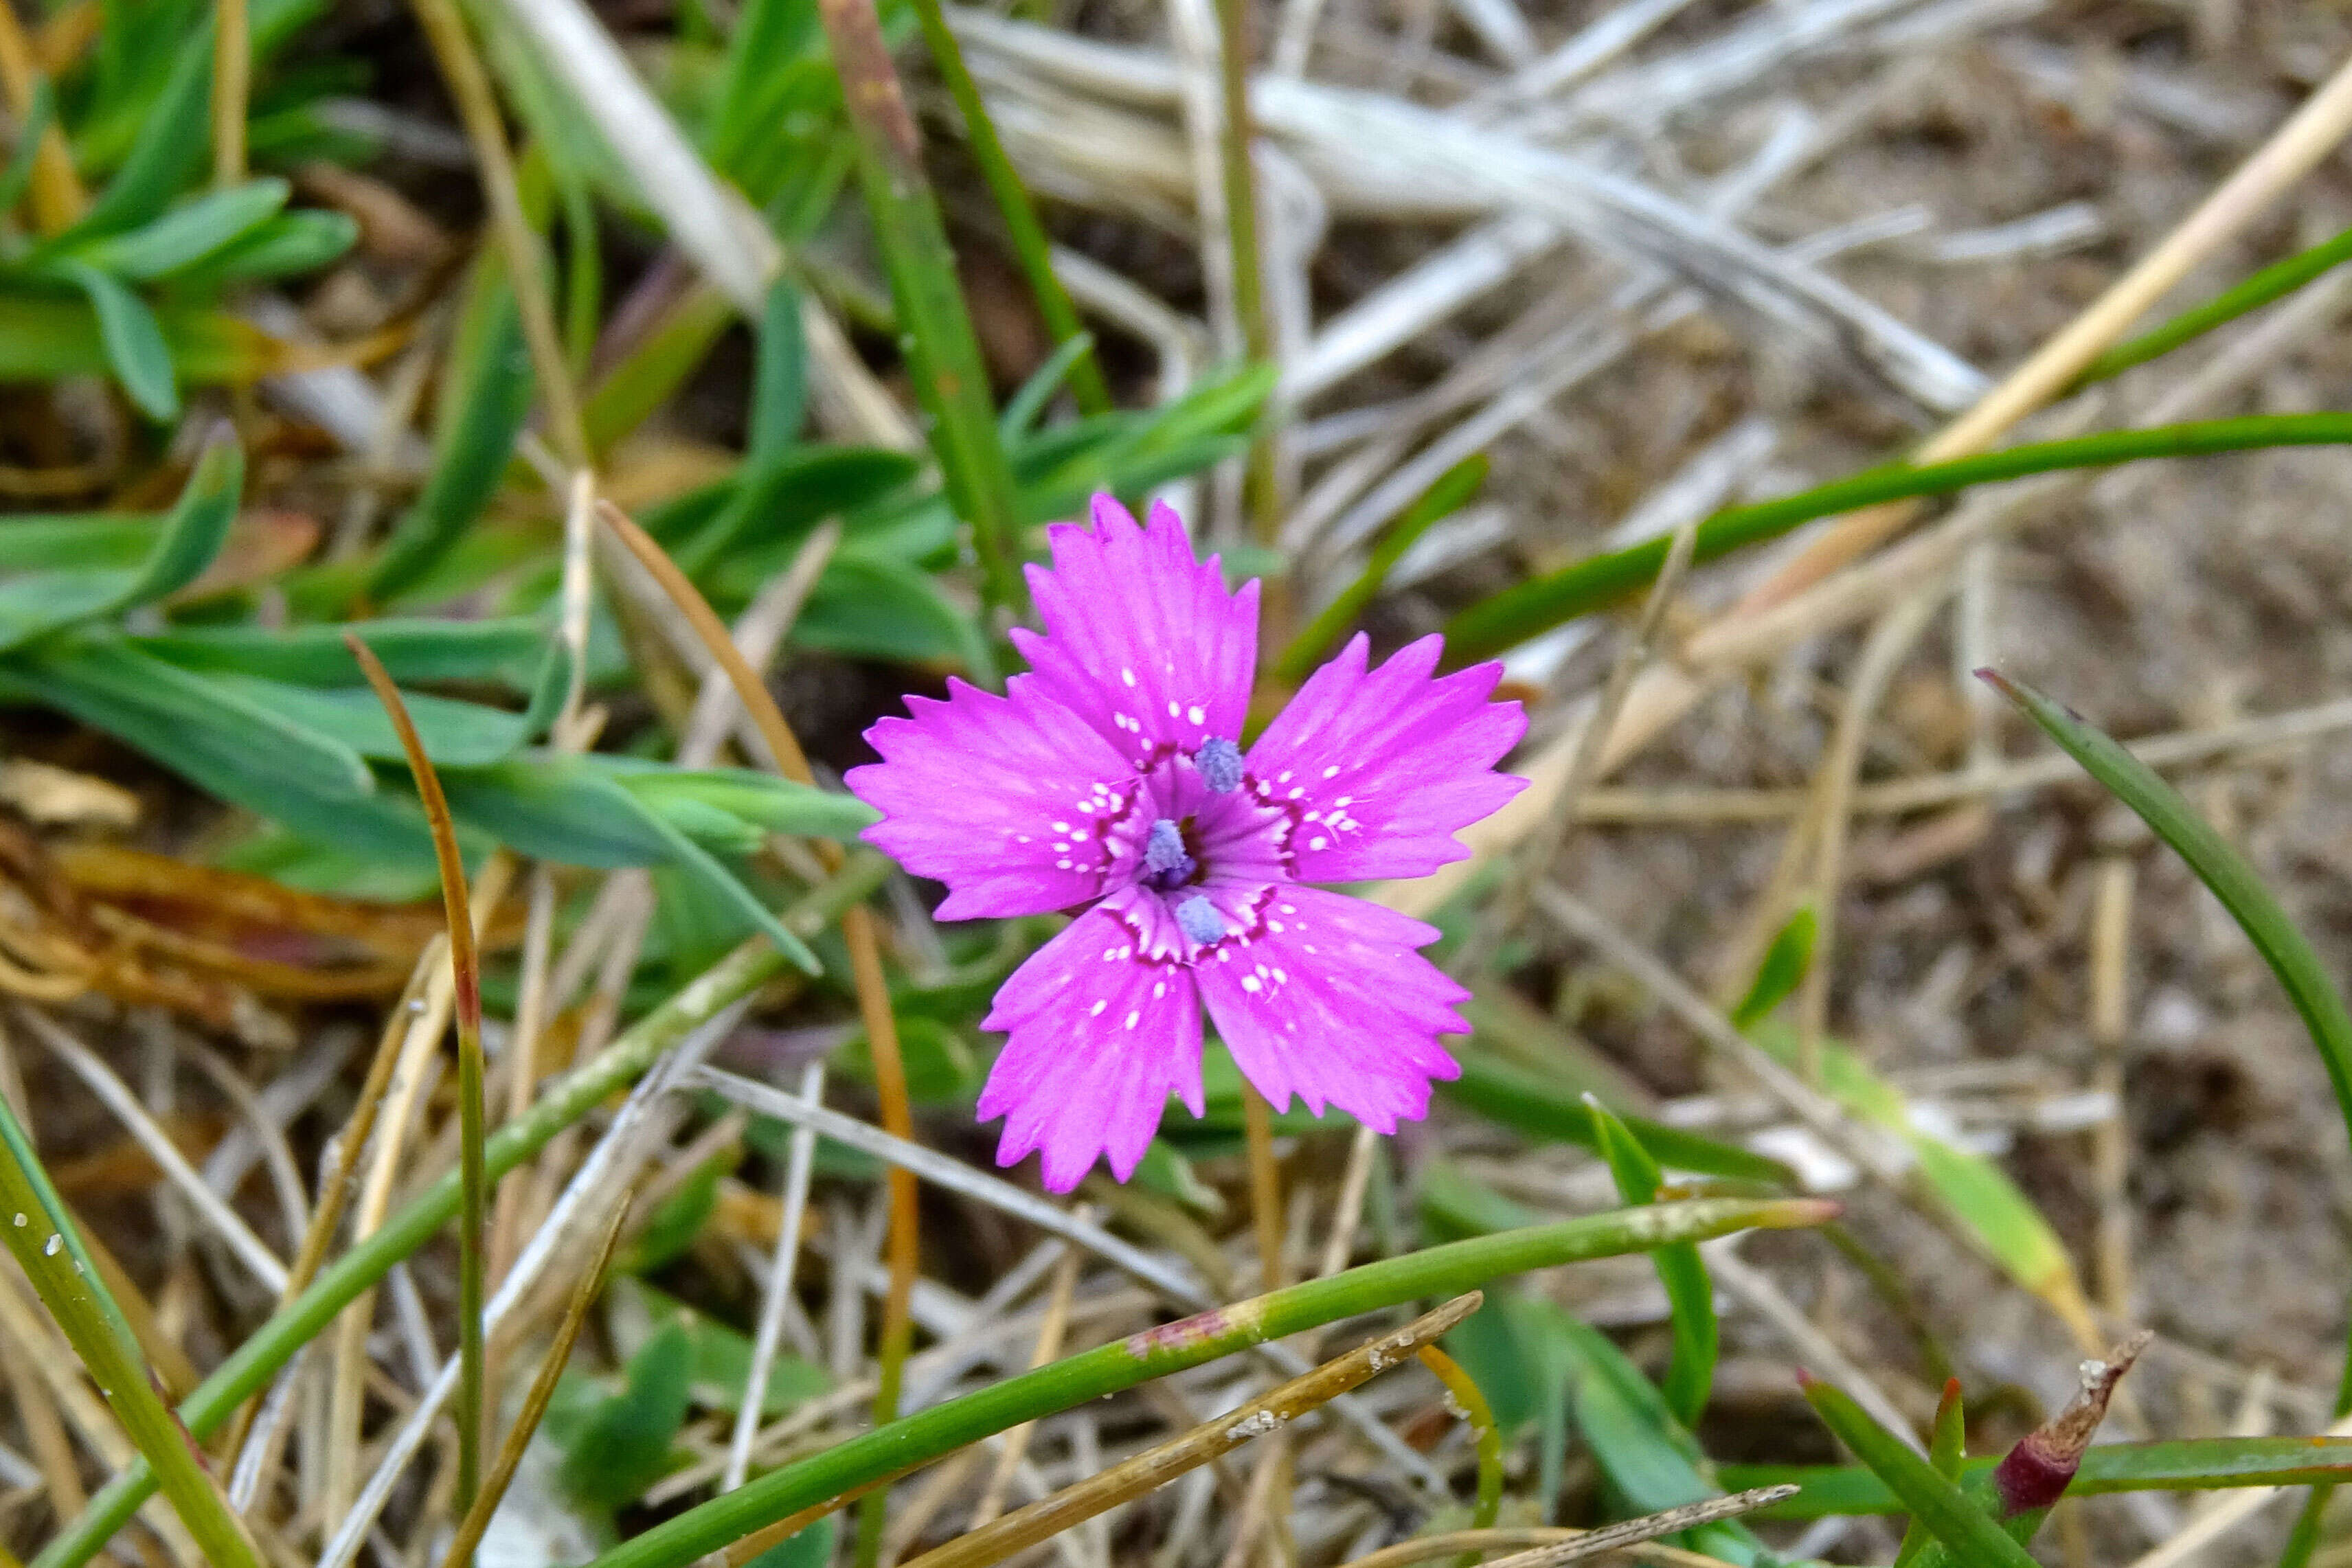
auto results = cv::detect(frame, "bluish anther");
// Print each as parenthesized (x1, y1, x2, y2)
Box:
(1197, 736, 1244, 793)
(1175, 896, 1225, 944)
(1142, 818, 1195, 889)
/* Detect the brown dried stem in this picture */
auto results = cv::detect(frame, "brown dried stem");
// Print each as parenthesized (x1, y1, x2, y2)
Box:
(343, 631, 490, 1512)
(900, 1295, 1486, 1568)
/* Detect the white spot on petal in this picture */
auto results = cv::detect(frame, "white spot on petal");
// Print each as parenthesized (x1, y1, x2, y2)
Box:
(1186, 705, 1204, 725)
(1322, 765, 1340, 778)
(1122, 667, 1136, 686)
(1309, 835, 1328, 851)
(1242, 976, 1261, 993)
(1125, 1010, 1141, 1030)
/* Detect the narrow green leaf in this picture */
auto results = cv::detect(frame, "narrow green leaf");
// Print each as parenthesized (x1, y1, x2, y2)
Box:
(1983, 666, 2352, 1400)
(139, 617, 552, 686)
(64, 262, 179, 420)
(369, 286, 533, 602)
(1554, 1307, 1764, 1564)
(1731, 905, 1816, 1030)
(611, 767, 880, 843)
(0, 436, 239, 650)
(675, 446, 920, 580)
(795, 553, 994, 677)
(0, 1098, 264, 1568)
(116, 436, 244, 604)
(206, 678, 542, 766)
(1802, 1377, 2042, 1568)
(12, 636, 374, 803)
(1585, 1094, 1717, 1430)
(65, 178, 290, 280)
(1438, 1046, 1794, 1185)
(1896, 1380, 1968, 1567)
(438, 757, 824, 975)
(166, 209, 358, 288)
(1001, 332, 1099, 440)
(747, 276, 808, 462)
(1445, 413, 2352, 661)
(820, 0, 1026, 614)
(581, 284, 732, 459)
(1274, 454, 1485, 682)
(2077, 224, 2352, 387)
(1724, 1438, 2352, 1517)
(1750, 1018, 2094, 1338)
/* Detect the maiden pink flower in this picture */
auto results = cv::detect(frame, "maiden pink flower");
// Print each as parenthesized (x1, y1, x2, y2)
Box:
(846, 497, 1528, 1191)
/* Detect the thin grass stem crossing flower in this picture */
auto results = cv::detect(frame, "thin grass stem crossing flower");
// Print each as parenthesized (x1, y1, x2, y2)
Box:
(849, 497, 1527, 1190)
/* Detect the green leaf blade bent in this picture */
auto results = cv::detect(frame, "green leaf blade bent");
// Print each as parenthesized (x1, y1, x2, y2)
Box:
(1980, 668, 2352, 1408)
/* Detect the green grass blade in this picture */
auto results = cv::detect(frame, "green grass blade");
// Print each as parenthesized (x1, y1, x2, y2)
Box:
(1750, 1019, 2096, 1341)
(1726, 1438, 2352, 1516)
(1895, 1380, 1967, 1567)
(586, 1195, 1836, 1568)
(1802, 1377, 2040, 1568)
(1982, 668, 2352, 1400)
(819, 0, 1026, 615)
(905, 0, 1109, 418)
(2075, 223, 2352, 388)
(747, 277, 808, 462)
(1585, 1095, 1717, 1429)
(0, 1097, 263, 1568)
(369, 283, 533, 604)
(1444, 413, 2352, 661)
(34, 859, 894, 1568)
(1275, 454, 1485, 682)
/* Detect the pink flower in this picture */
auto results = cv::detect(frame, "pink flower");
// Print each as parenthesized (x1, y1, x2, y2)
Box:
(846, 497, 1528, 1192)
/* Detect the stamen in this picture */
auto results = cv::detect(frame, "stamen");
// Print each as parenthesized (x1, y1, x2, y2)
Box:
(1144, 819, 1189, 877)
(1175, 896, 1225, 944)
(1197, 736, 1244, 793)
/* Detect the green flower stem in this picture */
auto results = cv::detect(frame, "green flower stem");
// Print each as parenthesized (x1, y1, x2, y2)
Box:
(907, 0, 1110, 416)
(33, 853, 890, 1568)
(1444, 412, 2352, 663)
(817, 0, 1026, 614)
(585, 1195, 1838, 1568)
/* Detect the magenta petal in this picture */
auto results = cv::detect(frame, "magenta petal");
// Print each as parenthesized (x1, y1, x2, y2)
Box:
(1195, 886, 1465, 1129)
(979, 905, 1206, 1191)
(1010, 495, 1260, 762)
(847, 674, 1140, 920)
(1247, 634, 1527, 883)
